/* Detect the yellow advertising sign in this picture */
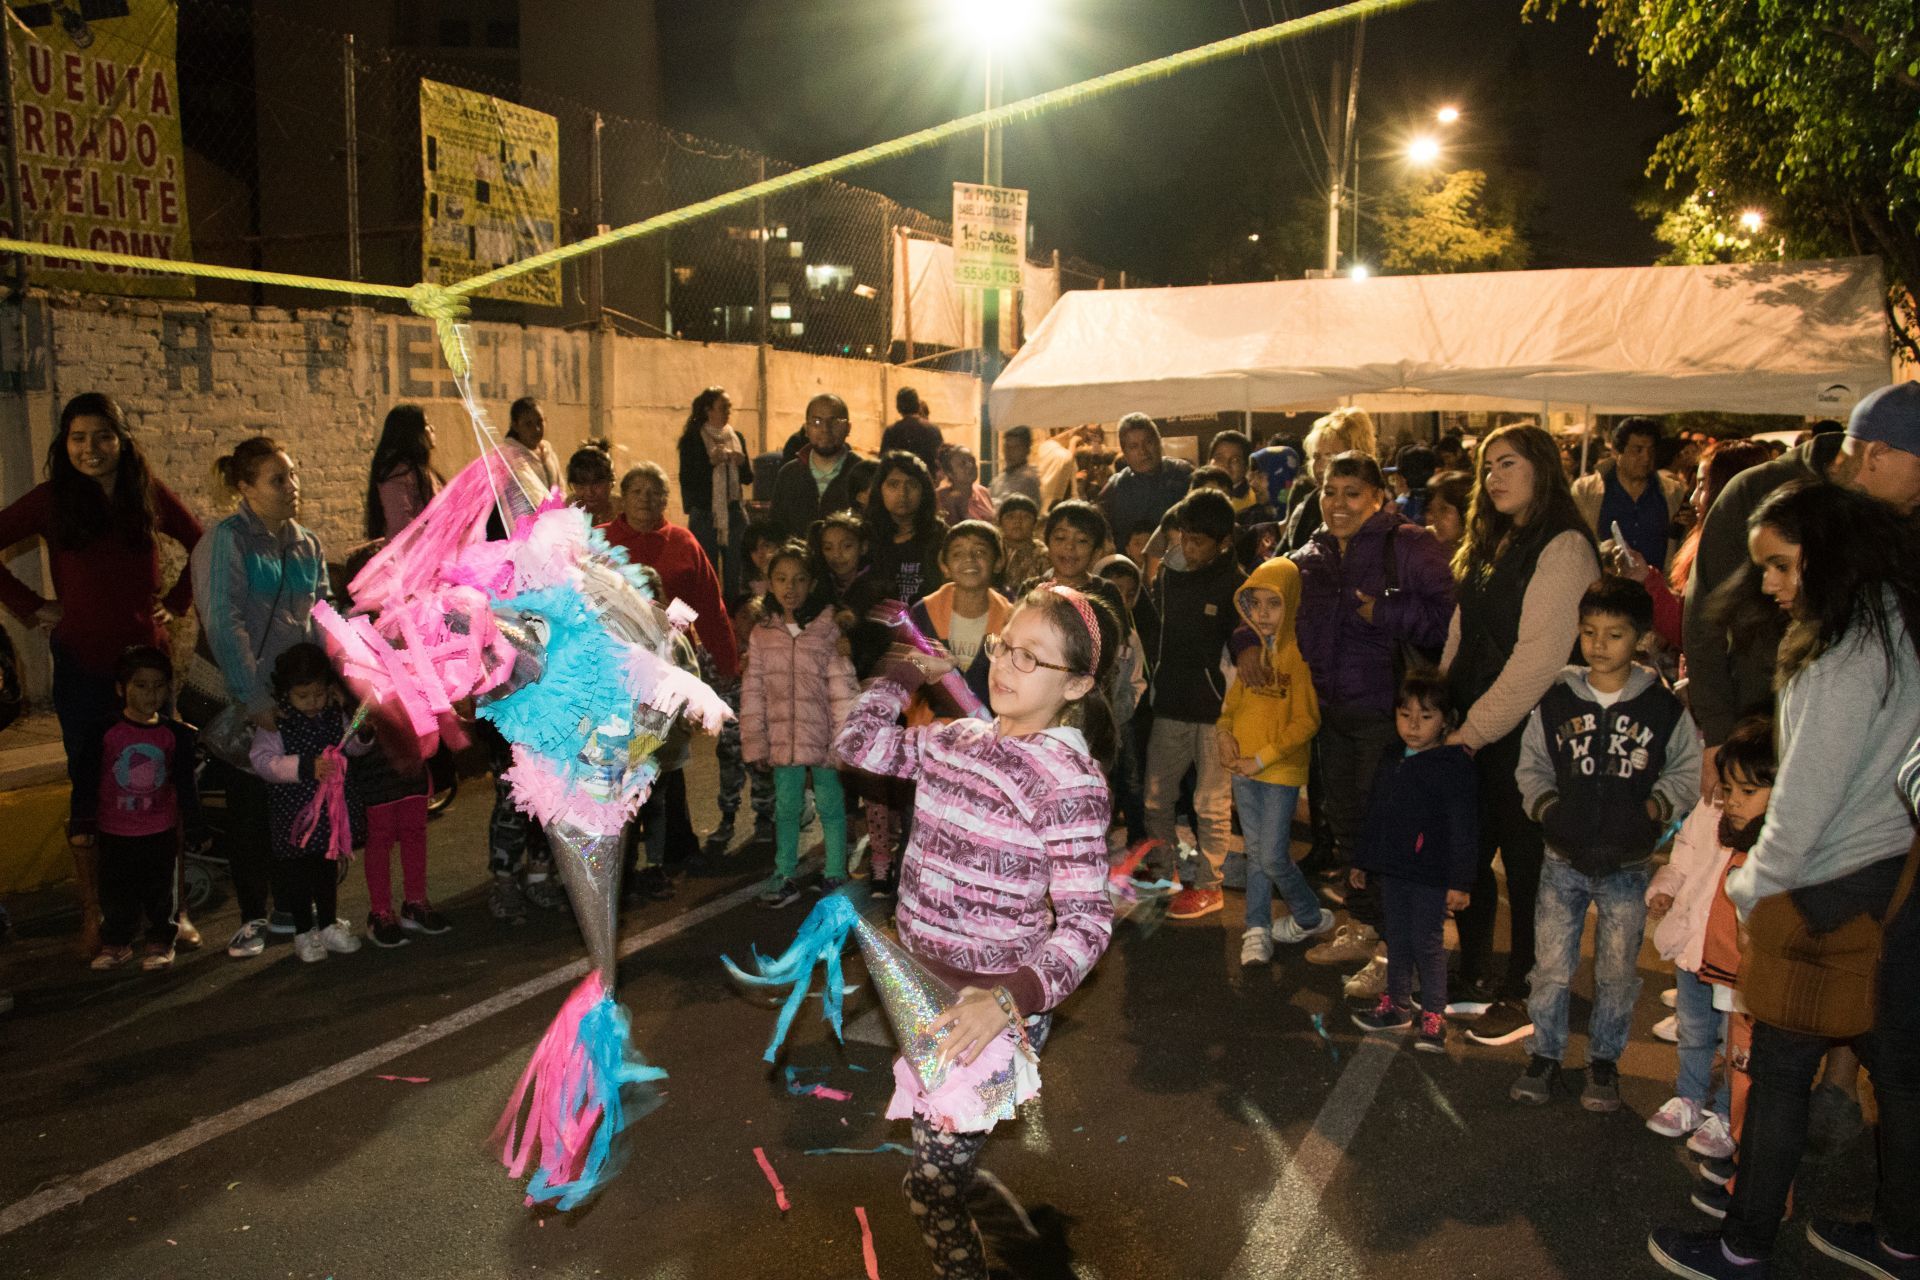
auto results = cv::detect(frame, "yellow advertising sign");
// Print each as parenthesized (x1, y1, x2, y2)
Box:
(419, 78, 559, 307)
(3, 0, 193, 297)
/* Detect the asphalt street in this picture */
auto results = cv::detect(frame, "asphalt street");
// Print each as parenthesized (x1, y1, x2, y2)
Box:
(0, 740, 1880, 1279)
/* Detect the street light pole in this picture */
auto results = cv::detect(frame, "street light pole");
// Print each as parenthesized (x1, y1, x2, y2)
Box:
(980, 46, 1003, 475)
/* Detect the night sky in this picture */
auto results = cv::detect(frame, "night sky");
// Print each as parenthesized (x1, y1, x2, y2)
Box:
(654, 0, 1678, 285)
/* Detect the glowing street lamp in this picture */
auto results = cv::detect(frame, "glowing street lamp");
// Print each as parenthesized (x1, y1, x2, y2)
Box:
(1738, 208, 1766, 233)
(1349, 264, 1371, 280)
(1436, 104, 1461, 125)
(1407, 135, 1442, 166)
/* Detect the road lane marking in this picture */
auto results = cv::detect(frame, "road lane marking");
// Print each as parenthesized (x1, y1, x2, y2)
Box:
(1227, 1034, 1397, 1278)
(0, 877, 770, 1237)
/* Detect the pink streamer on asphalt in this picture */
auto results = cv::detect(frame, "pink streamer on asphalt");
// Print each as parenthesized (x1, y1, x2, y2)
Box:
(855, 1206, 880, 1279)
(753, 1146, 791, 1212)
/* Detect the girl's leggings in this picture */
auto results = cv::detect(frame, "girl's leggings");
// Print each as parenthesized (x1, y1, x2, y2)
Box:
(902, 1014, 1052, 1279)
(861, 774, 915, 879)
(773, 765, 847, 881)
(363, 795, 429, 917)
(269, 854, 338, 934)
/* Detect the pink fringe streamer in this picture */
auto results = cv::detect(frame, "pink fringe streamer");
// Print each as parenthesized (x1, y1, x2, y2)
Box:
(494, 973, 609, 1192)
(291, 745, 353, 861)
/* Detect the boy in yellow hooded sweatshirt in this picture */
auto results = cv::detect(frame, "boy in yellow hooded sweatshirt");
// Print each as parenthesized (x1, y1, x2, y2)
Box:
(1217, 557, 1332, 965)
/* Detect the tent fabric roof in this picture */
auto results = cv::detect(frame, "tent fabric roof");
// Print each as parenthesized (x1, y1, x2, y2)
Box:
(988, 257, 1892, 429)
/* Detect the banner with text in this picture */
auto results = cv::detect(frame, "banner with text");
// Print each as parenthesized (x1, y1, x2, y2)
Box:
(4, 0, 193, 297)
(419, 78, 560, 307)
(952, 182, 1027, 293)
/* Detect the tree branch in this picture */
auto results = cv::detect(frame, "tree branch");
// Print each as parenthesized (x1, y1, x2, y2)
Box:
(1828, 22, 1920, 96)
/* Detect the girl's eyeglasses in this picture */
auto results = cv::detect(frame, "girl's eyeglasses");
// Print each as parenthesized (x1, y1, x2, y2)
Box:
(984, 633, 1081, 675)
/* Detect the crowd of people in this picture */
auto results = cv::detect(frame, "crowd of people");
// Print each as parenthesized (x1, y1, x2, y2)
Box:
(1, 379, 1917, 1280)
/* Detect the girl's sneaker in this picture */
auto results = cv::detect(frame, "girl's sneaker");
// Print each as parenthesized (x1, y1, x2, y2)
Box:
(226, 918, 269, 958)
(1344, 954, 1389, 1000)
(1648, 1096, 1708, 1139)
(1414, 1011, 1447, 1053)
(90, 945, 134, 971)
(817, 877, 850, 894)
(140, 943, 174, 972)
(367, 912, 409, 948)
(1240, 927, 1274, 966)
(757, 877, 802, 909)
(1351, 993, 1414, 1034)
(294, 930, 327, 963)
(1697, 1155, 1736, 1188)
(1271, 911, 1337, 946)
(1687, 1112, 1736, 1160)
(401, 901, 453, 935)
(267, 910, 297, 936)
(1652, 1015, 1680, 1043)
(318, 920, 361, 954)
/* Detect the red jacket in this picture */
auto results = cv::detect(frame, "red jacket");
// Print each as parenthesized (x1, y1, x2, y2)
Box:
(599, 515, 739, 679)
(0, 480, 202, 675)
(741, 607, 858, 767)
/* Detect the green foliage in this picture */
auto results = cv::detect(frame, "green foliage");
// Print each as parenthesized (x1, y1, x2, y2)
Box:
(1642, 193, 1782, 265)
(1530, 0, 1920, 358)
(1374, 169, 1527, 274)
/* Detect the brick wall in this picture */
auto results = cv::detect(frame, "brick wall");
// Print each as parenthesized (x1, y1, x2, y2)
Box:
(0, 291, 981, 702)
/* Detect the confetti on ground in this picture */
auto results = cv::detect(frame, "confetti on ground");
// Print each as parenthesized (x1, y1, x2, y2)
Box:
(753, 1146, 791, 1212)
(1116, 1135, 1128, 1143)
(374, 1075, 431, 1084)
(1310, 1013, 1342, 1066)
(1169, 1176, 1189, 1188)
(1072, 1126, 1085, 1133)
(855, 1206, 881, 1279)
(225, 1182, 240, 1191)
(804, 1143, 915, 1157)
(808, 1085, 853, 1102)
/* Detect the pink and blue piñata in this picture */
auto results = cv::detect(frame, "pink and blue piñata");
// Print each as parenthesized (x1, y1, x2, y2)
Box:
(315, 451, 730, 1209)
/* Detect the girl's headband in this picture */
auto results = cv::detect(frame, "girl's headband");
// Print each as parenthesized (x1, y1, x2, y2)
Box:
(1044, 583, 1101, 675)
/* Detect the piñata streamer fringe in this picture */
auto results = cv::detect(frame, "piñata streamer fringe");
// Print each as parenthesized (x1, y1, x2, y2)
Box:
(722, 894, 859, 1062)
(494, 973, 666, 1211)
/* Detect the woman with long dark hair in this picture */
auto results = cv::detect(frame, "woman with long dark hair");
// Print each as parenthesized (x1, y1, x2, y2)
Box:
(677, 386, 750, 599)
(1440, 423, 1600, 1045)
(364, 404, 442, 539)
(0, 392, 203, 955)
(1651, 480, 1920, 1279)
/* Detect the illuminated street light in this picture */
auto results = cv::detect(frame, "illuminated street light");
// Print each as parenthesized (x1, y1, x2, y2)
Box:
(1407, 135, 1442, 166)
(1247, 233, 1261, 242)
(946, 0, 1038, 50)
(1739, 208, 1766, 233)
(1436, 104, 1460, 125)
(1349, 264, 1371, 280)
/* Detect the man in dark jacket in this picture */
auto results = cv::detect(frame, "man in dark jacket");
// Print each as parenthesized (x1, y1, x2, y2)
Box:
(879, 387, 943, 473)
(1100, 413, 1193, 544)
(1682, 385, 1920, 791)
(1138, 489, 1241, 919)
(770, 394, 869, 541)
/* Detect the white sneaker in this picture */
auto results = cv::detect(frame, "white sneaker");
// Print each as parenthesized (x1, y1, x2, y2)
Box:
(294, 930, 327, 963)
(1652, 1015, 1680, 1043)
(1686, 1112, 1736, 1160)
(1343, 953, 1389, 1000)
(1240, 927, 1274, 966)
(318, 920, 361, 954)
(226, 918, 269, 959)
(1647, 1096, 1706, 1139)
(1661, 986, 1678, 1009)
(1272, 911, 1338, 946)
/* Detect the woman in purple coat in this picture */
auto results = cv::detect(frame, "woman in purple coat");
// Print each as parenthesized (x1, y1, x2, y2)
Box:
(1288, 452, 1455, 950)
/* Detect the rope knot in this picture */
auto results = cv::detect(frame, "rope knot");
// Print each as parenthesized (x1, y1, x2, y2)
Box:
(406, 282, 473, 378)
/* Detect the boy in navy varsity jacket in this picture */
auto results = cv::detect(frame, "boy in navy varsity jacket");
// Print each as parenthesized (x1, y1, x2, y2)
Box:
(1505, 576, 1699, 1109)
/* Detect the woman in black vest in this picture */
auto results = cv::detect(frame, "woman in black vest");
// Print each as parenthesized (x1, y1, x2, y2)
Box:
(1441, 424, 1599, 1045)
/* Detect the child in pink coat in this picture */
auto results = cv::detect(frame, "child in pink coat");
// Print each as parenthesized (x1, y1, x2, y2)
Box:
(741, 541, 859, 907)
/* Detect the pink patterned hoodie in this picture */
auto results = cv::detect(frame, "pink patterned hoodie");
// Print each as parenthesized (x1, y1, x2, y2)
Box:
(833, 672, 1114, 1015)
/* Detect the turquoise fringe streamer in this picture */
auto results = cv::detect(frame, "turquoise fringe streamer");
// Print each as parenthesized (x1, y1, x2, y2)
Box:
(722, 894, 859, 1063)
(526, 992, 668, 1211)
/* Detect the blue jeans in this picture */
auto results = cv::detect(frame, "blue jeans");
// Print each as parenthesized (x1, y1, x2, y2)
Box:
(688, 504, 747, 601)
(1673, 967, 1731, 1117)
(1231, 777, 1320, 931)
(50, 643, 123, 826)
(1526, 853, 1650, 1065)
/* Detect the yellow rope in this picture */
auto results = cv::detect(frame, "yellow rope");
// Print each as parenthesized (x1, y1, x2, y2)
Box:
(0, 0, 1422, 375)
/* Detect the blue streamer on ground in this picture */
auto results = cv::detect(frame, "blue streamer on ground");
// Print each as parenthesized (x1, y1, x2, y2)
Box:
(722, 895, 861, 1062)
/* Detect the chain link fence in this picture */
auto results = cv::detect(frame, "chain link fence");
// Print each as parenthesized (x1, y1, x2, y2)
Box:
(161, 0, 1124, 363)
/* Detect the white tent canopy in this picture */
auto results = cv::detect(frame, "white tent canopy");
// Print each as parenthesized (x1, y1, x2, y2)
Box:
(988, 257, 1893, 429)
